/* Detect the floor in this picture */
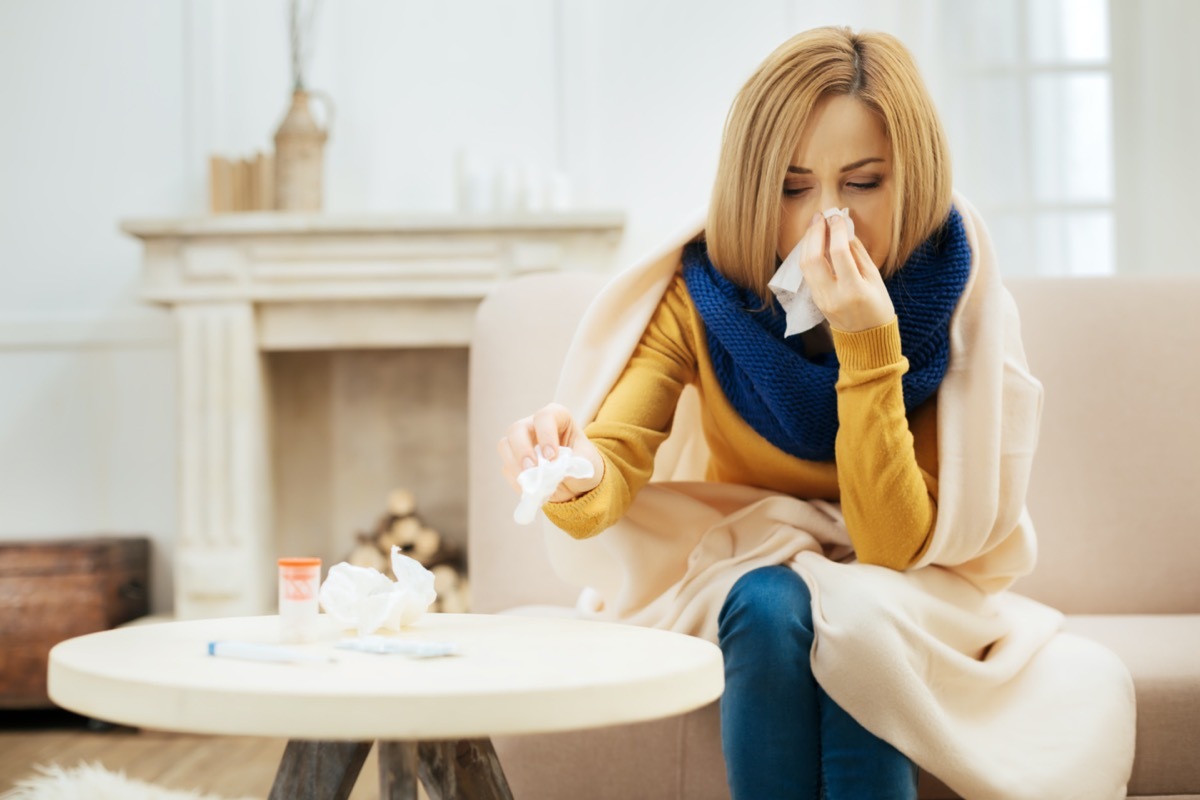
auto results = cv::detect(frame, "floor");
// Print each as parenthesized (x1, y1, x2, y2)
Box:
(0, 708, 425, 799)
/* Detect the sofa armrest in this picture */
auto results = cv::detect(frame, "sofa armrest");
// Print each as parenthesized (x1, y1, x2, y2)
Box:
(468, 272, 610, 613)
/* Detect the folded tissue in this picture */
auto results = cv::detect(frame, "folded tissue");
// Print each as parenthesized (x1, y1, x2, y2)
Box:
(513, 446, 595, 525)
(318, 546, 437, 636)
(768, 207, 855, 338)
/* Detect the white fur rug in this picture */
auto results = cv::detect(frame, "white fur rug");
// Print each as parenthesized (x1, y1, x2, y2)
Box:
(1, 763, 255, 800)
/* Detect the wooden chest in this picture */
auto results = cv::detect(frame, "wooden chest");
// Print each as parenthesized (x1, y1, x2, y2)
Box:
(0, 536, 149, 708)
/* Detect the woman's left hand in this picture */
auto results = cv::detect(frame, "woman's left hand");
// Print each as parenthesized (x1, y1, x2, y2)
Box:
(797, 212, 895, 333)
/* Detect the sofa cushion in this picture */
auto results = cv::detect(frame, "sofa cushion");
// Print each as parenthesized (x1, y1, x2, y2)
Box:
(1062, 614, 1200, 797)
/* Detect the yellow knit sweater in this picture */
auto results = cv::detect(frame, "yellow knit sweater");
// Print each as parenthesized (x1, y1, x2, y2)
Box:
(542, 273, 940, 571)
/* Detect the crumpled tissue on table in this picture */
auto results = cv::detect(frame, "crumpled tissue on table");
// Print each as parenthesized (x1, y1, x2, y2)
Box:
(513, 446, 595, 525)
(768, 207, 855, 338)
(318, 546, 436, 636)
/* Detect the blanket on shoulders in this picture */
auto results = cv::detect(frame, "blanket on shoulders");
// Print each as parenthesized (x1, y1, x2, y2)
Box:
(541, 192, 1136, 800)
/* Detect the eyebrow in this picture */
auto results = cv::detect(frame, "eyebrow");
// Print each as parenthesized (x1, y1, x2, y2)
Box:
(787, 157, 885, 175)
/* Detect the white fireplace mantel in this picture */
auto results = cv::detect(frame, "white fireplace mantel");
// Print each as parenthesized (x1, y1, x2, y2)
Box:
(123, 211, 624, 619)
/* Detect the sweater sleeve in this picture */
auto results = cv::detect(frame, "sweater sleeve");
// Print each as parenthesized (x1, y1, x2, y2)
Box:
(542, 276, 698, 538)
(830, 317, 939, 571)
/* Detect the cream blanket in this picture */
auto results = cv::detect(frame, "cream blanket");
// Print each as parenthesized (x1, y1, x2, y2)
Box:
(541, 194, 1136, 799)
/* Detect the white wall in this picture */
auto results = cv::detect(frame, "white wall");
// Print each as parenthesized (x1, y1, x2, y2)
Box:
(1, 0, 1195, 613)
(1110, 0, 1200, 276)
(0, 1, 187, 612)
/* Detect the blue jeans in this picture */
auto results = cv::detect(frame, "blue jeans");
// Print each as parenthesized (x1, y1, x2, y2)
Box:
(717, 566, 919, 800)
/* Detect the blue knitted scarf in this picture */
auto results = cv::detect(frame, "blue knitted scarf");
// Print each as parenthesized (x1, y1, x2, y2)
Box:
(681, 207, 971, 462)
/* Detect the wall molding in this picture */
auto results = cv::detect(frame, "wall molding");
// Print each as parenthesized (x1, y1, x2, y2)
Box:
(0, 312, 175, 350)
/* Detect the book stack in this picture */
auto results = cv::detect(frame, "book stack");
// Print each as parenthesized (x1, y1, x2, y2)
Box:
(208, 152, 276, 213)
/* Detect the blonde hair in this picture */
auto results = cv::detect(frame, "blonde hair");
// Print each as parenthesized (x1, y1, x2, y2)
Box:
(705, 27, 952, 299)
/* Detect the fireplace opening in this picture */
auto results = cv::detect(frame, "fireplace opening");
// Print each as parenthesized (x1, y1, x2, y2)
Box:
(268, 347, 469, 582)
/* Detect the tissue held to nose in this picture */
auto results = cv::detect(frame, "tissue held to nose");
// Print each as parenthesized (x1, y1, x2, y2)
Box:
(318, 546, 437, 636)
(513, 446, 595, 525)
(822, 206, 855, 239)
(767, 207, 858, 338)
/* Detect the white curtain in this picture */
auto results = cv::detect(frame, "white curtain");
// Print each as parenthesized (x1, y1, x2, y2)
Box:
(797, 0, 1119, 277)
(1109, 0, 1200, 276)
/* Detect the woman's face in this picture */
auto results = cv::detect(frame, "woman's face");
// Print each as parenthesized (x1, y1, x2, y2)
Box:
(777, 94, 894, 270)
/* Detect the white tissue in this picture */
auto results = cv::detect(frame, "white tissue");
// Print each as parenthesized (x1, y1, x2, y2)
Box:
(768, 241, 824, 338)
(823, 205, 855, 238)
(767, 207, 855, 338)
(318, 546, 437, 636)
(514, 446, 595, 525)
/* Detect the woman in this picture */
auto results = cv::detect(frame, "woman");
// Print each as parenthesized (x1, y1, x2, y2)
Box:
(498, 27, 1134, 800)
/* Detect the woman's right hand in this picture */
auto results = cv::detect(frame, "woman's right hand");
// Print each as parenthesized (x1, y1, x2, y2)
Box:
(498, 403, 605, 503)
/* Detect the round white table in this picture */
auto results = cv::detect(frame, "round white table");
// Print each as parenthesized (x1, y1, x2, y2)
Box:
(48, 612, 724, 799)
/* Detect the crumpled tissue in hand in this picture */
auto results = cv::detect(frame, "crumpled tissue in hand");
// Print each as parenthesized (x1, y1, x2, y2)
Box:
(318, 546, 436, 636)
(514, 446, 595, 525)
(768, 207, 855, 338)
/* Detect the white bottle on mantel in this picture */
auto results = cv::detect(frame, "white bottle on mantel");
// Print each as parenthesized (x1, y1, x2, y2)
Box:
(277, 557, 322, 643)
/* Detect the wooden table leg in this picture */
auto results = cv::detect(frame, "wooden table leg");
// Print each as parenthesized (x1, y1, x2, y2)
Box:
(378, 740, 419, 800)
(268, 740, 372, 800)
(414, 738, 515, 800)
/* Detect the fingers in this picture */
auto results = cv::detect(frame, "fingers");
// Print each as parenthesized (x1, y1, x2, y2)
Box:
(532, 405, 568, 462)
(499, 403, 601, 503)
(502, 417, 537, 471)
(792, 211, 894, 332)
(850, 237, 882, 282)
(799, 213, 831, 286)
(826, 213, 863, 284)
(498, 403, 577, 493)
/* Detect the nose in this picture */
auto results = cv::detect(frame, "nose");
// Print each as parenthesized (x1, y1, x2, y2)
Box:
(817, 186, 841, 213)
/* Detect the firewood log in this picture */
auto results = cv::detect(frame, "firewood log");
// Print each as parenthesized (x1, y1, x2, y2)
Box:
(387, 488, 416, 518)
(441, 588, 468, 614)
(413, 527, 441, 561)
(347, 542, 388, 573)
(431, 564, 457, 596)
(379, 516, 421, 551)
(432, 565, 464, 612)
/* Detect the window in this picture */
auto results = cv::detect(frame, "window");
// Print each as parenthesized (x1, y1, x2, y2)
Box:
(941, 0, 1113, 276)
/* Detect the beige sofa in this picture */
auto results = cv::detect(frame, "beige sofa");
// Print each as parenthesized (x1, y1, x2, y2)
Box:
(468, 270, 1200, 799)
